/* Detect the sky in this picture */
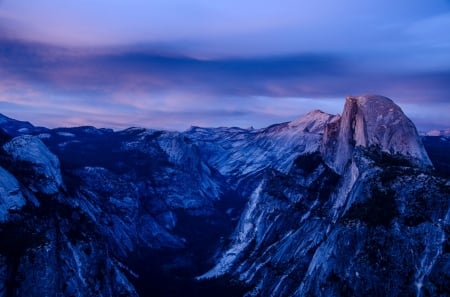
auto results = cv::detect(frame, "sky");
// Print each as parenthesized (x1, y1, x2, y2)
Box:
(0, 0, 449, 131)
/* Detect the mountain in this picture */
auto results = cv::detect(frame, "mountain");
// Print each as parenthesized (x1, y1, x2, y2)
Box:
(0, 114, 47, 137)
(0, 95, 449, 297)
(421, 128, 450, 137)
(198, 95, 449, 296)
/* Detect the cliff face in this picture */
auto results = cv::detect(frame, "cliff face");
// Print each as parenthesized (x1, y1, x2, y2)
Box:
(203, 151, 449, 297)
(322, 95, 433, 173)
(200, 95, 449, 297)
(0, 95, 448, 297)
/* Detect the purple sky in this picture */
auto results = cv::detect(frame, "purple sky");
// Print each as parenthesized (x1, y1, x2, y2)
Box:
(0, 0, 449, 131)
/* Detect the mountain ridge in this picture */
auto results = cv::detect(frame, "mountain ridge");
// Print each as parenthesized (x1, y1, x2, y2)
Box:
(0, 95, 448, 297)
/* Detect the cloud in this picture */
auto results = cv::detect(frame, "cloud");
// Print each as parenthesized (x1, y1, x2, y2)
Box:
(0, 38, 449, 130)
(1, 0, 449, 131)
(4, 38, 449, 97)
(2, 0, 449, 52)
(0, 38, 347, 95)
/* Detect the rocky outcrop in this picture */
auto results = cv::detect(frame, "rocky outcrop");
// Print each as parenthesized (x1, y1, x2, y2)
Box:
(3, 135, 63, 195)
(322, 95, 433, 173)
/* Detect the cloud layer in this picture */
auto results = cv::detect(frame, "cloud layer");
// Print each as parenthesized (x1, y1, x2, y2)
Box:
(0, 0, 449, 130)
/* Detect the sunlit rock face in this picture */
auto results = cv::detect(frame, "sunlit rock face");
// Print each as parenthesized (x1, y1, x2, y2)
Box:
(0, 95, 448, 297)
(322, 94, 433, 173)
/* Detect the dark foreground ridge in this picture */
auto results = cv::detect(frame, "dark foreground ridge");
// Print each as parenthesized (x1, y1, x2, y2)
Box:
(0, 95, 449, 297)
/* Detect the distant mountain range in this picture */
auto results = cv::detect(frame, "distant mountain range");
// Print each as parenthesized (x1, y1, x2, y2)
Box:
(420, 128, 450, 137)
(0, 95, 449, 297)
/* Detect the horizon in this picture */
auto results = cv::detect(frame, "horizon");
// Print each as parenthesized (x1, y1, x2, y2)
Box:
(1, 95, 447, 134)
(1, 0, 449, 131)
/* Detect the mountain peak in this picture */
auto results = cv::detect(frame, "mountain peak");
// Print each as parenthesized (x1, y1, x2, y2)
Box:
(288, 109, 336, 134)
(323, 94, 433, 173)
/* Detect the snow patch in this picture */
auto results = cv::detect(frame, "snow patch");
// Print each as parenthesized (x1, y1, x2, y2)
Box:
(59, 140, 80, 148)
(38, 133, 51, 139)
(57, 132, 76, 137)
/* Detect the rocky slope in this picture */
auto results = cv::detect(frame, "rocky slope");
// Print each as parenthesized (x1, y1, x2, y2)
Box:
(198, 95, 449, 297)
(0, 95, 448, 297)
(0, 124, 245, 297)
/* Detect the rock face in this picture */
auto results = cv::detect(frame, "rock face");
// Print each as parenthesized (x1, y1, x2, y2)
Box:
(185, 109, 338, 177)
(3, 135, 63, 195)
(0, 95, 448, 297)
(202, 152, 449, 296)
(322, 95, 433, 173)
(198, 95, 449, 297)
(0, 167, 25, 222)
(0, 125, 242, 297)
